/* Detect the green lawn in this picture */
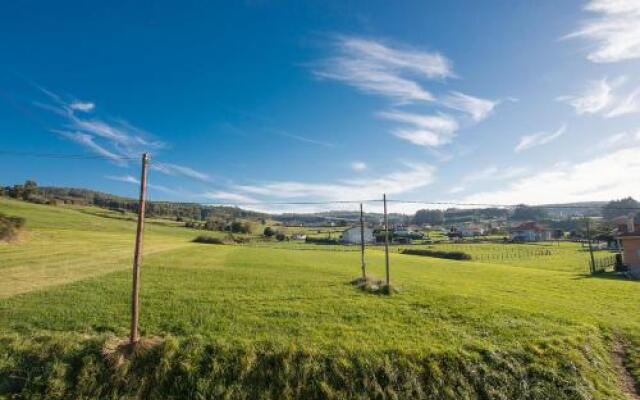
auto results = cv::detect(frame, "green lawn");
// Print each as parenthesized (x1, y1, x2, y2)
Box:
(1, 197, 639, 399)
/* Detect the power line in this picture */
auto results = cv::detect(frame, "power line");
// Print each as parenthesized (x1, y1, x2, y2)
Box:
(0, 150, 137, 160)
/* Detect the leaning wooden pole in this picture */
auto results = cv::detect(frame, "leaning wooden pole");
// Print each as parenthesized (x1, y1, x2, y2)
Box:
(359, 203, 366, 279)
(130, 153, 149, 345)
(383, 194, 390, 286)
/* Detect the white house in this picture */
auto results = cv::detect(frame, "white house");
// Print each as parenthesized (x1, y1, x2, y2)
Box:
(509, 221, 551, 242)
(291, 233, 307, 241)
(341, 226, 375, 244)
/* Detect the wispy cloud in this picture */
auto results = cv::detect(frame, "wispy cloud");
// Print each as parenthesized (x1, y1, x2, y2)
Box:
(440, 91, 497, 122)
(464, 145, 640, 204)
(69, 101, 95, 112)
(607, 86, 640, 117)
(233, 162, 435, 202)
(55, 131, 126, 165)
(448, 165, 528, 195)
(565, 0, 640, 63)
(151, 162, 212, 182)
(558, 76, 640, 118)
(106, 174, 177, 194)
(514, 124, 566, 153)
(202, 191, 260, 204)
(379, 110, 458, 147)
(35, 86, 211, 183)
(557, 78, 618, 114)
(271, 129, 335, 147)
(314, 36, 453, 103)
(351, 161, 367, 171)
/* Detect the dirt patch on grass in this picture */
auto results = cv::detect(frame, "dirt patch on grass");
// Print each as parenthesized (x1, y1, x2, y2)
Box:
(613, 338, 640, 400)
(350, 276, 397, 295)
(102, 336, 165, 368)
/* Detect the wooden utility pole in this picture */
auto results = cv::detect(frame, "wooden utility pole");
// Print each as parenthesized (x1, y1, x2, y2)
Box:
(383, 194, 390, 286)
(586, 218, 596, 274)
(359, 203, 366, 279)
(130, 153, 149, 345)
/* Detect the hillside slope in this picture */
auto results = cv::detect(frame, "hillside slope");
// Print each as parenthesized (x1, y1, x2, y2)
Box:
(1, 199, 639, 399)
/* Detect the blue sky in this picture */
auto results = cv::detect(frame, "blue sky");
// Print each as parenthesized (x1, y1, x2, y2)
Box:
(1, 0, 639, 213)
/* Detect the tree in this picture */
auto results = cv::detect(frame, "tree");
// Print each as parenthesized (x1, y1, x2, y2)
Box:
(263, 227, 275, 237)
(275, 232, 286, 241)
(602, 197, 640, 220)
(413, 209, 444, 225)
(511, 205, 547, 221)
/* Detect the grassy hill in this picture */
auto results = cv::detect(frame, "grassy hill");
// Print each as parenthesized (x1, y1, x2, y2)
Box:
(1, 197, 640, 399)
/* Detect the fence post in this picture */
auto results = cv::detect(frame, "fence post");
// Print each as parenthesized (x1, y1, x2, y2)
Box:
(383, 194, 390, 287)
(360, 203, 366, 279)
(130, 153, 149, 345)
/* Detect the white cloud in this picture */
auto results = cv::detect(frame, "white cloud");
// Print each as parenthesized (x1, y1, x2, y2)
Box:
(315, 36, 453, 103)
(606, 86, 640, 117)
(69, 101, 95, 112)
(557, 78, 617, 114)
(464, 145, 640, 204)
(351, 161, 367, 171)
(379, 110, 458, 147)
(565, 0, 640, 63)
(440, 91, 497, 121)
(514, 124, 566, 153)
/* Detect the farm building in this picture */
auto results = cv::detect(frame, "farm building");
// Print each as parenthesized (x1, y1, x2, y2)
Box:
(509, 221, 552, 242)
(341, 226, 374, 244)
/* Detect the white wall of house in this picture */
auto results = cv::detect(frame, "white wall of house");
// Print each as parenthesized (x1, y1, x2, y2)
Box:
(341, 227, 374, 244)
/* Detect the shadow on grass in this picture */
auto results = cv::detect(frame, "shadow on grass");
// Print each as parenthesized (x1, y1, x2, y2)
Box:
(573, 271, 639, 282)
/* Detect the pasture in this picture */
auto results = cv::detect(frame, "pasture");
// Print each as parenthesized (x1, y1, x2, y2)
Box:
(1, 196, 640, 399)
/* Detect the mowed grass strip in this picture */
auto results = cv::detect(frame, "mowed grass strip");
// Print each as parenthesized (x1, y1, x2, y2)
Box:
(0, 198, 199, 297)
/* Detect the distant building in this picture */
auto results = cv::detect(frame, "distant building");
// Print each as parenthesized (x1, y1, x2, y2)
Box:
(616, 216, 640, 276)
(341, 226, 374, 244)
(291, 233, 307, 241)
(509, 221, 551, 242)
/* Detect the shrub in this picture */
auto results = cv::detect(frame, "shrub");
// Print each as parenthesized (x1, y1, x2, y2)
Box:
(192, 235, 224, 245)
(275, 232, 286, 241)
(305, 237, 339, 245)
(400, 248, 472, 260)
(0, 213, 25, 242)
(263, 227, 275, 237)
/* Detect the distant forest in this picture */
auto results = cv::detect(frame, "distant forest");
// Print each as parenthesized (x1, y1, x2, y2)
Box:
(1, 180, 637, 229)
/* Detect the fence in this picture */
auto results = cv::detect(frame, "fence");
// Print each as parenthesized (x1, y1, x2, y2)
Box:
(591, 254, 618, 273)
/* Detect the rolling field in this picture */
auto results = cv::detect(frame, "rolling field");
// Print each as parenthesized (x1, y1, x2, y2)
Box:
(1, 197, 640, 399)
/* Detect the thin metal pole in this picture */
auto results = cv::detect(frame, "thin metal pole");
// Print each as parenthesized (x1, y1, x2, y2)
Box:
(130, 153, 149, 345)
(586, 218, 596, 274)
(360, 203, 366, 279)
(383, 194, 390, 286)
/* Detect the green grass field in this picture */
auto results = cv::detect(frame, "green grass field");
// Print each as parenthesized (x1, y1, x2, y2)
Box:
(1, 197, 640, 399)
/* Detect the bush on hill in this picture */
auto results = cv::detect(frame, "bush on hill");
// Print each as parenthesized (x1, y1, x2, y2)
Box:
(192, 235, 225, 245)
